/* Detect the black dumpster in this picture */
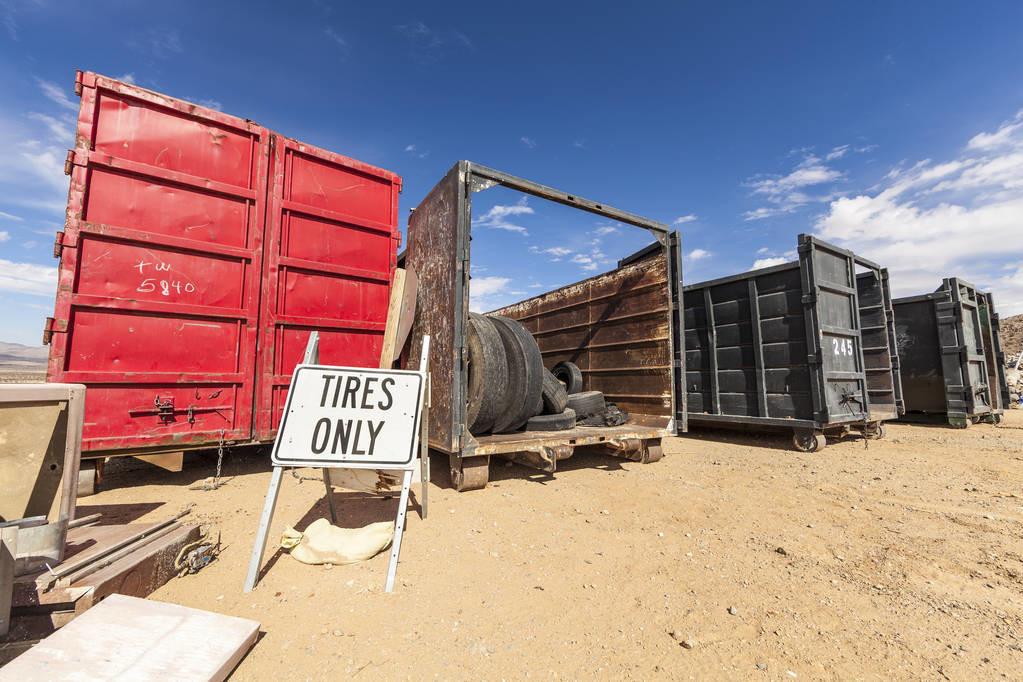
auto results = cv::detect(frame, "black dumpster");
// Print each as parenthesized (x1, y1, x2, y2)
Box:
(684, 235, 902, 451)
(893, 278, 1009, 427)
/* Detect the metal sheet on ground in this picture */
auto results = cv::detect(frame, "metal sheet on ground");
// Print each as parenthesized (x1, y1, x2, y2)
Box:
(0, 594, 259, 682)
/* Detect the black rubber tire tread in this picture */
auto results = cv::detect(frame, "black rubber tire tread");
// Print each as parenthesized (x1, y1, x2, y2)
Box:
(525, 408, 577, 432)
(566, 390, 606, 419)
(488, 315, 543, 433)
(465, 313, 508, 434)
(541, 368, 569, 414)
(551, 361, 584, 395)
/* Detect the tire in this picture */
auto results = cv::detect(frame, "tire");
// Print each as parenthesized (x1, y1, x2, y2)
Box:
(541, 368, 569, 414)
(566, 390, 605, 419)
(465, 313, 508, 434)
(552, 361, 583, 395)
(488, 316, 543, 433)
(525, 408, 576, 432)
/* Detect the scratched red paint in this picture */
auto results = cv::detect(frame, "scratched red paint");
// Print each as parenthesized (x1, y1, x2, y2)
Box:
(46, 72, 401, 455)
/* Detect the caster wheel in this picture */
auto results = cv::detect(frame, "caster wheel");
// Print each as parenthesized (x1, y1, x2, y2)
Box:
(793, 430, 825, 453)
(641, 441, 663, 464)
(450, 455, 489, 492)
(863, 423, 885, 440)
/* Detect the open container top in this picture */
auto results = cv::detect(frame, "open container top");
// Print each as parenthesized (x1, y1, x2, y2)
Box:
(402, 161, 683, 489)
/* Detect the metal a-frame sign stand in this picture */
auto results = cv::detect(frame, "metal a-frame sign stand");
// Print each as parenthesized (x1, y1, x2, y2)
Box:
(244, 332, 431, 593)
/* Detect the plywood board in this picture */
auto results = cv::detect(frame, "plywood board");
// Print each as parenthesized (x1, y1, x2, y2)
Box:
(0, 594, 259, 682)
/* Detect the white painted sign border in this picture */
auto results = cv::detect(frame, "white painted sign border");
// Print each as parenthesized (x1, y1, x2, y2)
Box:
(271, 364, 424, 470)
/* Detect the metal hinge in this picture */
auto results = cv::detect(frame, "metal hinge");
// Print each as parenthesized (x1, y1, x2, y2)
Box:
(42, 317, 56, 345)
(53, 231, 65, 258)
(63, 150, 75, 176)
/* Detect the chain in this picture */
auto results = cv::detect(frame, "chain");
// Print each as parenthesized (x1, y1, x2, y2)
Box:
(213, 429, 225, 487)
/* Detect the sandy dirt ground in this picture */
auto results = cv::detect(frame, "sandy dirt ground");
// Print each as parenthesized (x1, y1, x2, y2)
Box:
(71, 412, 1023, 680)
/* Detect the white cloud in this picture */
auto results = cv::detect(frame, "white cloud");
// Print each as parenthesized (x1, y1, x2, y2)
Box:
(36, 79, 78, 113)
(0, 258, 57, 296)
(20, 145, 68, 192)
(826, 145, 850, 161)
(0, 230, 9, 242)
(573, 139, 586, 149)
(967, 111, 1023, 151)
(324, 27, 347, 49)
(520, 136, 536, 149)
(404, 143, 428, 159)
(815, 108, 1023, 314)
(186, 97, 222, 111)
(117, 73, 136, 85)
(542, 246, 572, 257)
(594, 225, 619, 236)
(473, 196, 533, 235)
(751, 257, 789, 270)
(744, 152, 846, 220)
(27, 112, 73, 144)
(469, 275, 518, 312)
(0, 210, 23, 222)
(673, 214, 697, 225)
(687, 248, 711, 261)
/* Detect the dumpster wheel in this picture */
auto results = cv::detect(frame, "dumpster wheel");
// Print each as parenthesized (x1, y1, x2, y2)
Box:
(451, 455, 490, 492)
(863, 422, 885, 440)
(792, 430, 825, 453)
(641, 440, 663, 464)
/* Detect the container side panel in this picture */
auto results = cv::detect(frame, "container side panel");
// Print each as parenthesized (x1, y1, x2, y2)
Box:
(685, 263, 815, 423)
(403, 164, 463, 453)
(938, 280, 990, 420)
(495, 256, 674, 420)
(802, 240, 868, 424)
(46, 72, 268, 453)
(978, 293, 1008, 414)
(856, 270, 899, 421)
(893, 298, 948, 414)
(92, 90, 256, 188)
(255, 137, 400, 440)
(286, 150, 394, 225)
(756, 267, 812, 419)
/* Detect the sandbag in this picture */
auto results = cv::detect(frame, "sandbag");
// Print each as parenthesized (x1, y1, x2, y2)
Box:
(281, 518, 393, 565)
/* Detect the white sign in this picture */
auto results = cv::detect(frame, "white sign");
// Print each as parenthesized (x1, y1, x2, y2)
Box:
(271, 365, 424, 470)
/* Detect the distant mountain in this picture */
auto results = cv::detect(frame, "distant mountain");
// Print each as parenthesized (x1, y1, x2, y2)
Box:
(1002, 314, 1022, 363)
(0, 342, 48, 368)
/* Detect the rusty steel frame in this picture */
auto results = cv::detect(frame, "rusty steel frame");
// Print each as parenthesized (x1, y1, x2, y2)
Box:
(406, 161, 679, 476)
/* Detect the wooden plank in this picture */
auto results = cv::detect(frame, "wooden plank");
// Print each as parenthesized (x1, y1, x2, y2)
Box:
(392, 266, 419, 364)
(473, 422, 667, 456)
(378, 267, 407, 368)
(133, 452, 184, 472)
(0, 594, 259, 682)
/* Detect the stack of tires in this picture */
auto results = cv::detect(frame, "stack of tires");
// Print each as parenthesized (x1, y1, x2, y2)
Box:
(466, 313, 611, 434)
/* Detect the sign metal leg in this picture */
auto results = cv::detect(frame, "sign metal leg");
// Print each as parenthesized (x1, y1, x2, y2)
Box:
(419, 376, 429, 520)
(384, 470, 413, 593)
(322, 469, 337, 524)
(244, 465, 284, 592)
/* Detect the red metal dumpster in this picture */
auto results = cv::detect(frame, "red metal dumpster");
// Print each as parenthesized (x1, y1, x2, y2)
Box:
(45, 72, 401, 456)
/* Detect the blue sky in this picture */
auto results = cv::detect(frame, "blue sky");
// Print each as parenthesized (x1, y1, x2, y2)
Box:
(2, 1, 1023, 344)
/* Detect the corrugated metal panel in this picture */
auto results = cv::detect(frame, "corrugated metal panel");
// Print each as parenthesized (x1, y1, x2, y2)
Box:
(893, 278, 1001, 425)
(856, 268, 902, 421)
(45, 72, 401, 454)
(48, 72, 271, 453)
(254, 136, 401, 440)
(496, 253, 677, 421)
(684, 235, 881, 434)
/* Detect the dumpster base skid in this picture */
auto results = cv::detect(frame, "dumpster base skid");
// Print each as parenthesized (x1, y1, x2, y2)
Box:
(457, 422, 667, 487)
